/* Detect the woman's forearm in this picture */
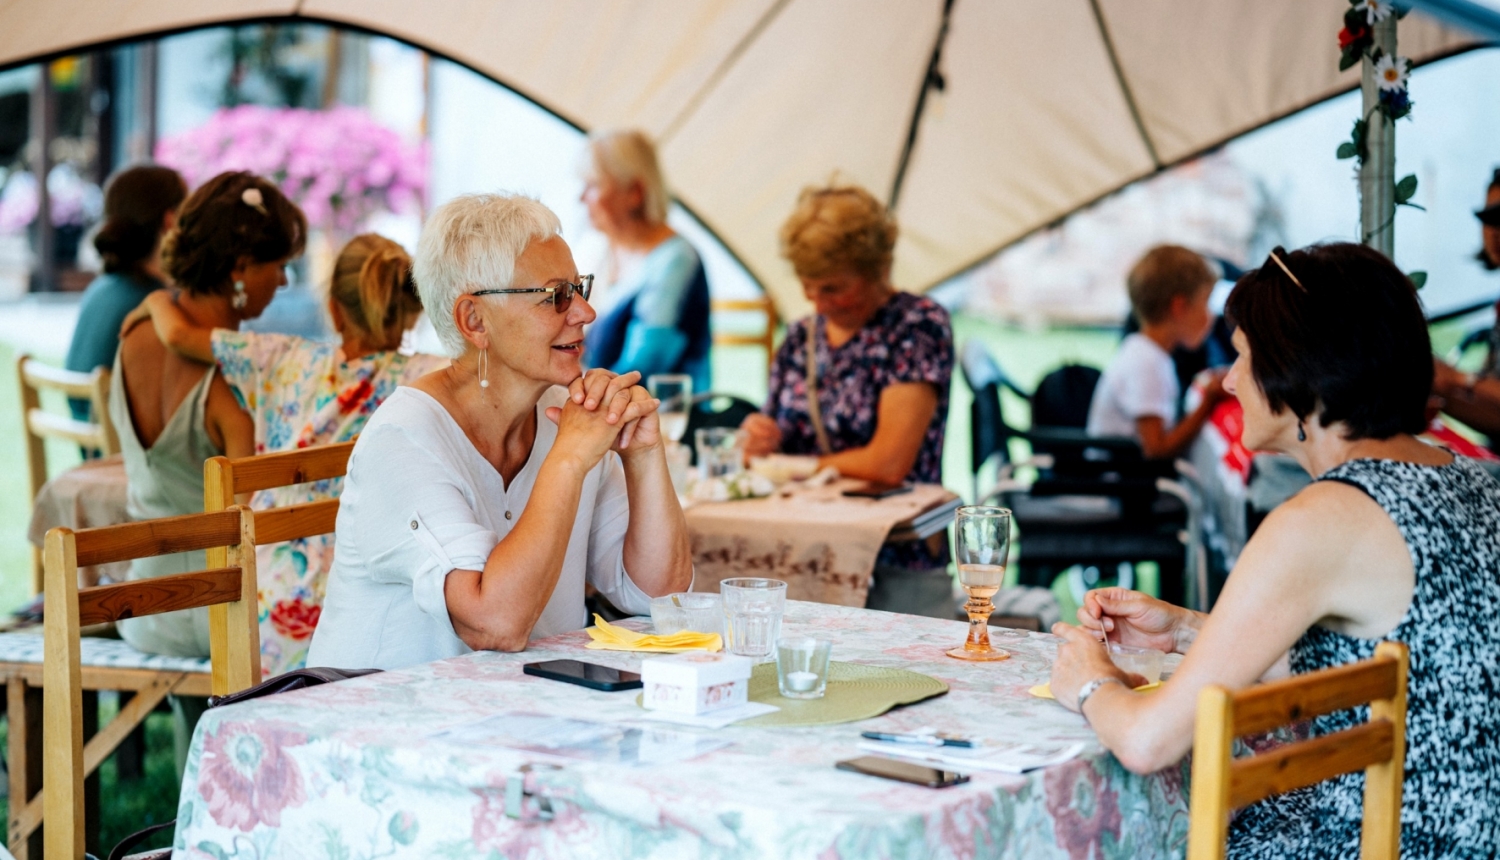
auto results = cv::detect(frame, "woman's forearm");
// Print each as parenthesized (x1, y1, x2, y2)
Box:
(457, 456, 589, 650)
(817, 445, 915, 486)
(620, 446, 693, 595)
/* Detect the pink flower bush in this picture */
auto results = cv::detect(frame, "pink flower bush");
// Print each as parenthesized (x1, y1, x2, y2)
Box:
(156, 105, 427, 234)
(0, 166, 104, 234)
(199, 720, 309, 831)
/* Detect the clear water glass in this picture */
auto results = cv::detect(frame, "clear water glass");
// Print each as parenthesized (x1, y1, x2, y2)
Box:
(648, 374, 693, 443)
(650, 593, 723, 636)
(776, 637, 832, 699)
(720, 577, 787, 659)
(948, 506, 1013, 662)
(696, 427, 744, 480)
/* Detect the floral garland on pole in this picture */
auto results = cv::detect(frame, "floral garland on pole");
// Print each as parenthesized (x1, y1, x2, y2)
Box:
(1335, 0, 1427, 285)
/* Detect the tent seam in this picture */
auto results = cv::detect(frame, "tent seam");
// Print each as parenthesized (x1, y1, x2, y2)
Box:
(1087, 0, 1162, 170)
(658, 0, 797, 145)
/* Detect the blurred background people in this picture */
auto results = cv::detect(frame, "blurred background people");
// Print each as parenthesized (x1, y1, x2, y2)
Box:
(64, 164, 187, 422)
(1432, 169, 1500, 438)
(741, 183, 954, 618)
(124, 232, 445, 676)
(1087, 245, 1228, 458)
(580, 129, 711, 393)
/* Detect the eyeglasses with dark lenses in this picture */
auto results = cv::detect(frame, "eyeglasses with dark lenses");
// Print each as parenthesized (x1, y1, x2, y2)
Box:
(470, 274, 593, 314)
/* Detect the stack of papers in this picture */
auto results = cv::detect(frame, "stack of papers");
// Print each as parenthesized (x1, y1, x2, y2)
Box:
(857, 738, 1086, 774)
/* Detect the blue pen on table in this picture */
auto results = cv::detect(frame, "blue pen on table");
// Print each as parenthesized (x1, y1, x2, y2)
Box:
(860, 731, 976, 748)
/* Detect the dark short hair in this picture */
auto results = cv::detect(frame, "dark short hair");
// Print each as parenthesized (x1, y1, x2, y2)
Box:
(1225, 243, 1430, 440)
(162, 171, 306, 296)
(1127, 245, 1215, 325)
(93, 165, 187, 275)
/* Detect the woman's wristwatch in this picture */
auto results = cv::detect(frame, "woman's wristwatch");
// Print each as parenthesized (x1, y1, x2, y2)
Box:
(1074, 676, 1125, 723)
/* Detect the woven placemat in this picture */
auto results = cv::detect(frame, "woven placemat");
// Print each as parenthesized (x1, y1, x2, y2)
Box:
(735, 661, 948, 728)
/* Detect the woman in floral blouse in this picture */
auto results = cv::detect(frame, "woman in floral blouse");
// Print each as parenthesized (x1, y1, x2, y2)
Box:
(742, 184, 955, 617)
(126, 233, 447, 675)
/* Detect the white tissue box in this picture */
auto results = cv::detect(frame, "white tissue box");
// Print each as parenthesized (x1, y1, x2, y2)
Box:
(641, 652, 753, 715)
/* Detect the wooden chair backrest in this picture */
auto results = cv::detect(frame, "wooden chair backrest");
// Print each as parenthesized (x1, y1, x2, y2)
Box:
(202, 443, 352, 692)
(18, 354, 119, 595)
(43, 508, 259, 860)
(711, 297, 778, 367)
(1188, 640, 1409, 860)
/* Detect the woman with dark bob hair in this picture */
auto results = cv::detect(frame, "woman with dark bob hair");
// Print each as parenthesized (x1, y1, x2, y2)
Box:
(1049, 242, 1500, 856)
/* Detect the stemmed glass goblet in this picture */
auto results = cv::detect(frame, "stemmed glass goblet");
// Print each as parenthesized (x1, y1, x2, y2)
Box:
(947, 505, 1012, 662)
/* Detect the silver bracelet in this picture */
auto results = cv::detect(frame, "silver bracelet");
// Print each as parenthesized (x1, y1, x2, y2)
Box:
(1074, 676, 1125, 723)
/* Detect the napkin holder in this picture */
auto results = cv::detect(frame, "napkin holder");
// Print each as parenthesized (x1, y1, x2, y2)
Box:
(641, 652, 752, 715)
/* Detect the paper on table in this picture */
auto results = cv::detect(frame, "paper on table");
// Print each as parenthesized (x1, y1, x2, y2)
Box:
(586, 614, 722, 653)
(856, 739, 1086, 774)
(635, 701, 780, 729)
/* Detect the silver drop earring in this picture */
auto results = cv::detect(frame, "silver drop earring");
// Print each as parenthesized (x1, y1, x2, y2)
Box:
(1297, 420, 1307, 442)
(478, 349, 489, 389)
(232, 280, 248, 311)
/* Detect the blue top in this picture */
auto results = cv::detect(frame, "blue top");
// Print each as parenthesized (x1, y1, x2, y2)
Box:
(584, 236, 711, 393)
(65, 271, 162, 421)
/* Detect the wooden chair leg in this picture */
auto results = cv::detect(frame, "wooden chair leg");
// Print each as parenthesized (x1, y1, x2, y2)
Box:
(115, 701, 146, 782)
(7, 678, 43, 860)
(83, 690, 100, 858)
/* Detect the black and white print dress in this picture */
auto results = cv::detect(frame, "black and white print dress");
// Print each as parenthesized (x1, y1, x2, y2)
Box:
(1229, 456, 1500, 858)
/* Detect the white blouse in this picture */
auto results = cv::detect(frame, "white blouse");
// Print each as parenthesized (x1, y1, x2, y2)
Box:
(306, 386, 654, 670)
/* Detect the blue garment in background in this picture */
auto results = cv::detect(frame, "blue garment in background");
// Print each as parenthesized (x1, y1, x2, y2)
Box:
(64, 271, 162, 421)
(585, 236, 711, 393)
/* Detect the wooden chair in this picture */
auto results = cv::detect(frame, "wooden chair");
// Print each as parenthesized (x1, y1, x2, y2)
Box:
(1188, 641, 1409, 860)
(18, 354, 120, 595)
(202, 441, 353, 690)
(40, 508, 258, 860)
(711, 296, 779, 368)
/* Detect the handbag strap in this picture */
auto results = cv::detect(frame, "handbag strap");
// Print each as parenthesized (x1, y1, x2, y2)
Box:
(805, 320, 833, 456)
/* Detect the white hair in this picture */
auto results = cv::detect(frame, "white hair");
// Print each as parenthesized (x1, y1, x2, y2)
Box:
(585, 129, 669, 226)
(413, 193, 563, 356)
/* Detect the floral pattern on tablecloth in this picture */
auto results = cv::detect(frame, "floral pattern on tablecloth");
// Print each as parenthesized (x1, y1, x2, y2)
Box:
(175, 601, 1188, 859)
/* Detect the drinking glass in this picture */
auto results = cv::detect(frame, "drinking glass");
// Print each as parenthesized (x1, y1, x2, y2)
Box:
(720, 577, 787, 659)
(776, 638, 832, 699)
(696, 427, 744, 480)
(648, 374, 693, 444)
(650, 593, 723, 636)
(948, 506, 1012, 662)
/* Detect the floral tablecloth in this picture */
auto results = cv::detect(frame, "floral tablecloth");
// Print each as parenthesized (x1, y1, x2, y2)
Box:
(174, 601, 1189, 859)
(685, 482, 958, 606)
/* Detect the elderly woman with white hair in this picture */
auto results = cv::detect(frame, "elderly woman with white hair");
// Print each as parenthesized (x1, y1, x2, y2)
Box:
(580, 129, 711, 392)
(307, 194, 693, 671)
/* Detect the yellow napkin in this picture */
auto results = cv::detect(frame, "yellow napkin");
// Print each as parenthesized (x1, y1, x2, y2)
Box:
(585, 614, 722, 653)
(1029, 681, 1161, 699)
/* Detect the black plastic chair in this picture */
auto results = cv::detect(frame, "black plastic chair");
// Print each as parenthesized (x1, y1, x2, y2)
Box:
(961, 342, 1199, 607)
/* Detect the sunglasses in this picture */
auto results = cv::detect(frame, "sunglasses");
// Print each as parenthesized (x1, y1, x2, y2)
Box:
(471, 274, 594, 314)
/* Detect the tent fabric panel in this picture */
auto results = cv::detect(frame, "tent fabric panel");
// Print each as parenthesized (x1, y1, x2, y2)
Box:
(1099, 0, 1474, 165)
(303, 0, 778, 136)
(886, 0, 1158, 303)
(660, 0, 944, 318)
(0, 0, 294, 68)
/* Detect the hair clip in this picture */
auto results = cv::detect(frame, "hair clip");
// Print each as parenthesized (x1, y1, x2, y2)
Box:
(1267, 250, 1307, 293)
(241, 187, 268, 215)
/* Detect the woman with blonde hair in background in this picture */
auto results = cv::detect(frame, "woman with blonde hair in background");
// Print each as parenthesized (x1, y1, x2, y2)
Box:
(580, 129, 711, 392)
(125, 231, 447, 675)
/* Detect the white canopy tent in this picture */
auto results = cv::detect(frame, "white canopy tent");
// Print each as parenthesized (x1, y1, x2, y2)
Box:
(0, 0, 1478, 315)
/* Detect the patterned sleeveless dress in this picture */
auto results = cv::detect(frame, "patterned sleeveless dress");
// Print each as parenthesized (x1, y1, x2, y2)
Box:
(1229, 456, 1500, 858)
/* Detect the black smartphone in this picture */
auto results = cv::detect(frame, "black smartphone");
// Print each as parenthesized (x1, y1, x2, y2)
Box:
(842, 481, 914, 500)
(522, 659, 642, 692)
(835, 756, 970, 788)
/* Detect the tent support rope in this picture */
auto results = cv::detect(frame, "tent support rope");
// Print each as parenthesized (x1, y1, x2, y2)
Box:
(1087, 0, 1162, 170)
(888, 0, 956, 210)
(659, 0, 797, 145)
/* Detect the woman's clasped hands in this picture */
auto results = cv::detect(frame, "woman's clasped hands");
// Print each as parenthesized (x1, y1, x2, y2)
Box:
(546, 368, 662, 467)
(1048, 587, 1201, 713)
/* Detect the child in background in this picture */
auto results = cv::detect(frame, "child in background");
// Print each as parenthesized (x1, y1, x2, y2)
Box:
(124, 233, 447, 675)
(1086, 245, 1227, 459)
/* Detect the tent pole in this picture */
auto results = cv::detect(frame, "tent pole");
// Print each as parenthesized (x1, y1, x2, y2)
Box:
(1360, 16, 1397, 258)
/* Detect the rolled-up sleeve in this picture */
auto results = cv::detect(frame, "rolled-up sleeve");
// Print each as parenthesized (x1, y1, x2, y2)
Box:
(350, 424, 500, 629)
(585, 452, 657, 615)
